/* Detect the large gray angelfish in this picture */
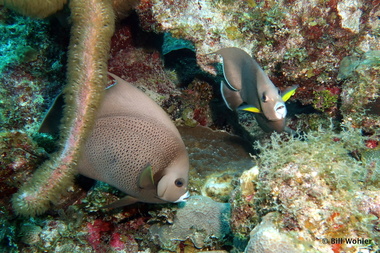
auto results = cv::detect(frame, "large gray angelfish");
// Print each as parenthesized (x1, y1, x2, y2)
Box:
(216, 47, 297, 133)
(76, 73, 190, 208)
(40, 73, 190, 208)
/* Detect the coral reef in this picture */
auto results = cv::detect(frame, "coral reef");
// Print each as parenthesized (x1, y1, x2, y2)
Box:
(108, 17, 215, 128)
(229, 166, 259, 243)
(86, 218, 140, 252)
(5, 0, 378, 218)
(1, 0, 379, 252)
(0, 131, 48, 202)
(0, 6, 66, 133)
(136, 0, 380, 136)
(230, 125, 380, 252)
(339, 51, 380, 133)
(137, 0, 379, 94)
(150, 195, 231, 251)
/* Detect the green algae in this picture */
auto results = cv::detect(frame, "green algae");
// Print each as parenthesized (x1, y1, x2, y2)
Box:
(361, 147, 380, 168)
(283, 48, 308, 63)
(312, 89, 338, 111)
(255, 125, 373, 189)
(228, 125, 380, 251)
(293, 113, 338, 132)
(181, 107, 198, 127)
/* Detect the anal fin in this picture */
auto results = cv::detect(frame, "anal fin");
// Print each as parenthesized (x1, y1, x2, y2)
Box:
(39, 93, 64, 135)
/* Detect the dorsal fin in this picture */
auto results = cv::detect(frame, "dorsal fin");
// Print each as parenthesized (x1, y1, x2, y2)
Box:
(39, 93, 64, 135)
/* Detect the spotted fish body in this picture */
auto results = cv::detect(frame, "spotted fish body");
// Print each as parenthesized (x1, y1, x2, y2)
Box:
(216, 47, 297, 133)
(77, 73, 189, 207)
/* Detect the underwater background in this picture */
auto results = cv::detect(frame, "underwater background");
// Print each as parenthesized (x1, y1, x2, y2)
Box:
(0, 0, 379, 252)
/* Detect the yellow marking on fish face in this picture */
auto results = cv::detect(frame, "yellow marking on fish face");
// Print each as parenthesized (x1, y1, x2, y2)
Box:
(238, 105, 261, 113)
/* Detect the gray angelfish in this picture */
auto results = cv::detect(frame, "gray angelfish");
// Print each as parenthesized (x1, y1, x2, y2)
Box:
(75, 73, 190, 208)
(216, 47, 297, 133)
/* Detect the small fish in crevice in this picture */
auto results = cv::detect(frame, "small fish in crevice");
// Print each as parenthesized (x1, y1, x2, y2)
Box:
(216, 47, 297, 133)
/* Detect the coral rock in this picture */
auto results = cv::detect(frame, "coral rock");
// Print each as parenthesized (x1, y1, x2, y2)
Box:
(150, 195, 231, 251)
(244, 213, 300, 253)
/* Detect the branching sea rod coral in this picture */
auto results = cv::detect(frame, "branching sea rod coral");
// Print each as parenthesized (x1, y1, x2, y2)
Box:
(11, 0, 115, 216)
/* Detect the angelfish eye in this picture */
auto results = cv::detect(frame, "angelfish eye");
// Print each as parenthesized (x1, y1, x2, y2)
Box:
(175, 178, 185, 187)
(278, 89, 281, 95)
(262, 94, 268, 102)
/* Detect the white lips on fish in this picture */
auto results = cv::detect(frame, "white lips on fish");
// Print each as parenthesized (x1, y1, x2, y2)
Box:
(174, 191, 190, 203)
(275, 102, 287, 119)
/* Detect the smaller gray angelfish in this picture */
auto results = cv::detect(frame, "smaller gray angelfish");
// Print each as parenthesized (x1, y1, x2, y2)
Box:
(216, 47, 297, 133)
(73, 73, 190, 208)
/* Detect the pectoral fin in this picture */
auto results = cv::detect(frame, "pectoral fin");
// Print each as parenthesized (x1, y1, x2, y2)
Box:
(103, 195, 139, 209)
(281, 85, 298, 102)
(138, 164, 155, 189)
(238, 104, 261, 113)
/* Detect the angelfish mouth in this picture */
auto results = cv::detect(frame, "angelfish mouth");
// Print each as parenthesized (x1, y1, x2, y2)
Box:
(174, 191, 190, 203)
(275, 102, 287, 119)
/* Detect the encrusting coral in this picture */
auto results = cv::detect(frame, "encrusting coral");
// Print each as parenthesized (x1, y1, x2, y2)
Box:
(10, 0, 115, 216)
